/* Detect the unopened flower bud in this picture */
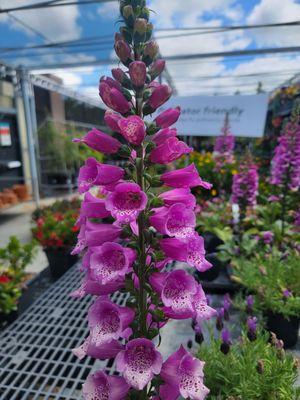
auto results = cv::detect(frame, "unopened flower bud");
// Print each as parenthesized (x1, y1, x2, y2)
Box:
(143, 40, 159, 65)
(114, 39, 132, 64)
(145, 22, 153, 41)
(256, 360, 264, 374)
(220, 329, 231, 355)
(134, 18, 147, 35)
(122, 4, 134, 20)
(149, 59, 165, 80)
(140, 7, 150, 21)
(195, 332, 204, 345)
(129, 61, 147, 88)
(246, 295, 254, 314)
(187, 340, 193, 349)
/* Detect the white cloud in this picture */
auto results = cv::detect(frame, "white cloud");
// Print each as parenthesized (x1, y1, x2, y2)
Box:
(247, 0, 300, 47)
(0, 0, 81, 41)
(97, 2, 119, 20)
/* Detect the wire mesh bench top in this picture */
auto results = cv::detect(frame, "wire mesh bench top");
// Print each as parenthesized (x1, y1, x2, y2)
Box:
(0, 264, 128, 400)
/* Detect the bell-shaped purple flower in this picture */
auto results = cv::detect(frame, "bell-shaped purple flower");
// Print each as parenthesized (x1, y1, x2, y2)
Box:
(150, 270, 200, 319)
(118, 115, 146, 145)
(82, 370, 129, 400)
(73, 128, 121, 154)
(99, 81, 131, 114)
(88, 297, 135, 346)
(159, 188, 196, 209)
(80, 192, 111, 219)
(78, 157, 124, 193)
(104, 110, 123, 133)
(105, 182, 147, 223)
(129, 61, 147, 87)
(70, 272, 124, 299)
(150, 203, 196, 239)
(193, 285, 217, 324)
(115, 338, 163, 390)
(85, 221, 122, 247)
(150, 137, 192, 165)
(160, 233, 212, 272)
(154, 107, 181, 129)
(147, 84, 172, 111)
(160, 346, 209, 400)
(152, 127, 177, 146)
(161, 164, 212, 189)
(90, 242, 136, 284)
(73, 334, 123, 361)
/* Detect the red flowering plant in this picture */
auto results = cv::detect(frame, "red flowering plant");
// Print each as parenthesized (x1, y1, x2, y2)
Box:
(32, 209, 80, 250)
(71, 1, 217, 399)
(0, 236, 36, 314)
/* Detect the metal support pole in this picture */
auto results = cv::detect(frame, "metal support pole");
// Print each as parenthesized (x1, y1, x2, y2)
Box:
(19, 68, 40, 206)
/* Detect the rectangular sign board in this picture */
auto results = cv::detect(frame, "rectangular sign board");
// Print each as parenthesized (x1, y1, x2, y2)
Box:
(156, 94, 269, 138)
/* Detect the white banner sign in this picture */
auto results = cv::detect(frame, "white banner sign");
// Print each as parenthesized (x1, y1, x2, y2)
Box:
(157, 94, 268, 138)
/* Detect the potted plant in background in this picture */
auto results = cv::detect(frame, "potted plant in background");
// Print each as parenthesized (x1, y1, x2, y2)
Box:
(231, 250, 300, 348)
(0, 236, 36, 325)
(32, 201, 80, 279)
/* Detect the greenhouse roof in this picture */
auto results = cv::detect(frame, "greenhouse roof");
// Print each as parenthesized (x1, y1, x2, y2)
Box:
(1, 0, 300, 101)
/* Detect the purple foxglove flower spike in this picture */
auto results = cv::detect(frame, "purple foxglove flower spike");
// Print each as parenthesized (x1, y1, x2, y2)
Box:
(231, 163, 259, 207)
(129, 61, 147, 87)
(78, 157, 124, 193)
(159, 188, 196, 209)
(90, 242, 136, 284)
(150, 137, 192, 165)
(150, 203, 196, 239)
(160, 346, 209, 400)
(82, 370, 129, 400)
(118, 115, 146, 145)
(115, 338, 163, 390)
(73, 128, 121, 154)
(161, 164, 212, 189)
(154, 107, 181, 129)
(160, 233, 212, 272)
(105, 182, 147, 223)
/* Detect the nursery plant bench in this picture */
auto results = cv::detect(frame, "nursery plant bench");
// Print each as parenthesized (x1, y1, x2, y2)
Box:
(0, 264, 127, 400)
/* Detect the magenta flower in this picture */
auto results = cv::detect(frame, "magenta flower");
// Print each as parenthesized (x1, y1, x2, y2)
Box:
(115, 338, 163, 390)
(150, 204, 196, 239)
(152, 127, 177, 146)
(70, 272, 124, 299)
(99, 81, 131, 114)
(78, 157, 124, 193)
(262, 231, 274, 244)
(73, 334, 124, 361)
(73, 128, 121, 154)
(193, 286, 217, 324)
(90, 242, 136, 284)
(118, 115, 146, 145)
(88, 297, 134, 346)
(104, 110, 123, 133)
(150, 137, 192, 165)
(129, 61, 147, 87)
(83, 370, 129, 400)
(161, 164, 212, 189)
(80, 192, 111, 219)
(160, 233, 212, 272)
(155, 107, 181, 129)
(159, 188, 196, 209)
(213, 114, 235, 170)
(270, 118, 300, 190)
(160, 346, 209, 400)
(150, 270, 197, 319)
(85, 221, 122, 247)
(147, 84, 172, 111)
(106, 182, 147, 223)
(231, 163, 258, 207)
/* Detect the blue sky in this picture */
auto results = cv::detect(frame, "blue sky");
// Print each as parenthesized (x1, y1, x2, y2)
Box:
(1, 0, 300, 99)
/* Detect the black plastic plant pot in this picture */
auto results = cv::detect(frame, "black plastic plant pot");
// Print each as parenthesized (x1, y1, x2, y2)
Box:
(202, 232, 224, 254)
(195, 253, 222, 282)
(45, 248, 79, 280)
(265, 311, 299, 349)
(0, 310, 18, 327)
